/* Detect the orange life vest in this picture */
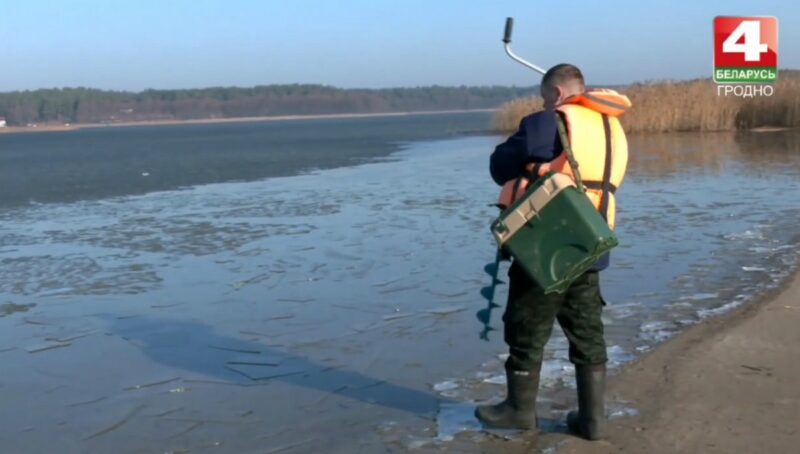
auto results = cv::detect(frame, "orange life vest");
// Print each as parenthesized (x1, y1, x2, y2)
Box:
(497, 89, 630, 229)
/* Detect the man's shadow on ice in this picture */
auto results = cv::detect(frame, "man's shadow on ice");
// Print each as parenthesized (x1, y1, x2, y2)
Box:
(105, 315, 443, 416)
(104, 316, 566, 435)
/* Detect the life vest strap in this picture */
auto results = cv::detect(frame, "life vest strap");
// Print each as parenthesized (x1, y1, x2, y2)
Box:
(583, 181, 617, 193)
(599, 114, 613, 221)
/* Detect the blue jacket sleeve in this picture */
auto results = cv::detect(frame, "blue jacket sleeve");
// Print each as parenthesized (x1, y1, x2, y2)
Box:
(489, 111, 561, 186)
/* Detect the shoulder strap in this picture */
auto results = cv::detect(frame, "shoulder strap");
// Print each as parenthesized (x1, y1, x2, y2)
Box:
(599, 114, 613, 220)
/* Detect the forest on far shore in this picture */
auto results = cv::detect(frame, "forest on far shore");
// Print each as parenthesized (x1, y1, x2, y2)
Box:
(0, 85, 537, 126)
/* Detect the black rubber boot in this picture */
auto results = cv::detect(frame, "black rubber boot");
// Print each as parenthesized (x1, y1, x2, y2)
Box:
(566, 363, 606, 440)
(475, 365, 540, 430)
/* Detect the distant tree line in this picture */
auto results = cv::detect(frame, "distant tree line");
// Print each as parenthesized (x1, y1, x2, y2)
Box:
(0, 85, 537, 126)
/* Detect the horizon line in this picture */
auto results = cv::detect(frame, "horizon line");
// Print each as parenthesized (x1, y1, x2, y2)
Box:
(3, 68, 798, 95)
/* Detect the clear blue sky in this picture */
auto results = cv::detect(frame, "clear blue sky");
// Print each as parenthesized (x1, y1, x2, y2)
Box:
(1, 0, 797, 91)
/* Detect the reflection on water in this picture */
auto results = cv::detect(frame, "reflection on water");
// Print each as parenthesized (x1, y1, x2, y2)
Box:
(0, 128, 798, 452)
(628, 129, 800, 177)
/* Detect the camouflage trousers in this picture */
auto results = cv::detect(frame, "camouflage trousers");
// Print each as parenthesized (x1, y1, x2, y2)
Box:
(503, 263, 608, 372)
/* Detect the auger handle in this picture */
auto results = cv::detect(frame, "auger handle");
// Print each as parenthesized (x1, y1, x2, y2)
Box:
(503, 17, 513, 44)
(502, 17, 547, 75)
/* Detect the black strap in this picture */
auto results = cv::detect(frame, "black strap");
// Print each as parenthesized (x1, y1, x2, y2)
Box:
(584, 181, 617, 193)
(510, 176, 524, 205)
(599, 115, 613, 221)
(531, 162, 543, 178)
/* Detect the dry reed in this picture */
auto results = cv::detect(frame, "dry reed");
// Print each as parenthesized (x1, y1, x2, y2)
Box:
(493, 70, 800, 133)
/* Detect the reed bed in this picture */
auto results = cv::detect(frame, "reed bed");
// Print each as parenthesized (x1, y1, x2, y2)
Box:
(493, 70, 800, 133)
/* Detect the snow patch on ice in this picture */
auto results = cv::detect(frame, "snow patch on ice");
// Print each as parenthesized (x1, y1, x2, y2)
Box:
(697, 300, 745, 319)
(482, 375, 506, 386)
(540, 359, 574, 388)
(741, 266, 767, 272)
(608, 401, 640, 419)
(639, 320, 677, 343)
(679, 292, 719, 301)
(433, 380, 460, 392)
(724, 229, 764, 241)
(607, 345, 635, 368)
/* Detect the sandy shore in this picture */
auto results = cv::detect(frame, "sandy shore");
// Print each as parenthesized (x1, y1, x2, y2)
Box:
(532, 267, 800, 453)
(0, 109, 496, 134)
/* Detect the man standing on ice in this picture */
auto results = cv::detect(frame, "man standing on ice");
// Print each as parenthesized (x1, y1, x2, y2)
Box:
(475, 63, 629, 441)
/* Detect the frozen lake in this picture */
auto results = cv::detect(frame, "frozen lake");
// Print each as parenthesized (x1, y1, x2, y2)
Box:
(1, 116, 798, 452)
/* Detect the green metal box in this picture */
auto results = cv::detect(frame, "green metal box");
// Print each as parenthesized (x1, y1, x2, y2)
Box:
(491, 173, 618, 294)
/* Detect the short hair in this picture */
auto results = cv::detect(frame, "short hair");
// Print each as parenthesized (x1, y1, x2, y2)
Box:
(541, 64, 585, 91)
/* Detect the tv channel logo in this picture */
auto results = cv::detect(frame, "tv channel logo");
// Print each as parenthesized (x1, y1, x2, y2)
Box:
(714, 16, 778, 84)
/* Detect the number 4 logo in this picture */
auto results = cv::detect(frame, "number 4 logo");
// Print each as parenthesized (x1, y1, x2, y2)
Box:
(722, 20, 768, 62)
(714, 16, 778, 84)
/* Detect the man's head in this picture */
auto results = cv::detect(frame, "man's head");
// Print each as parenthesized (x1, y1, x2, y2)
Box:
(540, 64, 585, 110)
